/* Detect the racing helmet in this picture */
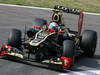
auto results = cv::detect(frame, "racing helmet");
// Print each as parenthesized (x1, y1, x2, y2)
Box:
(48, 22, 58, 29)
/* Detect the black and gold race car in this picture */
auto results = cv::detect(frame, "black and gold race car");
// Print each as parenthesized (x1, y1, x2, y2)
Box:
(0, 5, 97, 70)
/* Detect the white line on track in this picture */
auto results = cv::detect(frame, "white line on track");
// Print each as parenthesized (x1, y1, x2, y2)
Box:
(0, 4, 100, 15)
(0, 4, 52, 10)
(84, 12, 100, 16)
(58, 70, 100, 75)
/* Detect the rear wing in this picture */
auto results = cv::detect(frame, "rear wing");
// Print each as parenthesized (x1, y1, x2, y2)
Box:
(54, 5, 84, 34)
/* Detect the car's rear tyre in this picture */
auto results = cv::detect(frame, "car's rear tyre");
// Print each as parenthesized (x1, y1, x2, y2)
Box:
(7, 29, 22, 49)
(81, 30, 97, 57)
(27, 18, 47, 38)
(33, 18, 47, 26)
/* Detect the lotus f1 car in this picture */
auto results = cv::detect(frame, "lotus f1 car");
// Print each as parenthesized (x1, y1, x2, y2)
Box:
(0, 5, 97, 70)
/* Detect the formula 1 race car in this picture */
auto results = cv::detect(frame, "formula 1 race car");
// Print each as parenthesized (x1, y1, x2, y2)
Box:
(0, 5, 97, 70)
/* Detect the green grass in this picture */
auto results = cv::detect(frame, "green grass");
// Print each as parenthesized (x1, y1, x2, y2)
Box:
(0, 0, 100, 13)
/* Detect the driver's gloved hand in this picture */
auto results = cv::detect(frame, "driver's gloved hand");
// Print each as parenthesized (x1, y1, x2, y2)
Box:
(68, 33, 75, 37)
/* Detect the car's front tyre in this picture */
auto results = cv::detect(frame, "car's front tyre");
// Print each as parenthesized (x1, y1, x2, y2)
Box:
(7, 29, 22, 49)
(62, 40, 75, 69)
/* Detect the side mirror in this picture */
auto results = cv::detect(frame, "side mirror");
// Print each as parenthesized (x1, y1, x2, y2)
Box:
(42, 25, 48, 30)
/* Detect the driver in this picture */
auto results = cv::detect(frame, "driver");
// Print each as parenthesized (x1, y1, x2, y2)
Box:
(48, 22, 58, 32)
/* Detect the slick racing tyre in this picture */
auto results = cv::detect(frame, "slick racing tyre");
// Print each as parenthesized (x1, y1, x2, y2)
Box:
(33, 18, 47, 26)
(63, 40, 75, 58)
(62, 40, 75, 69)
(81, 30, 97, 57)
(7, 29, 22, 49)
(27, 18, 47, 37)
